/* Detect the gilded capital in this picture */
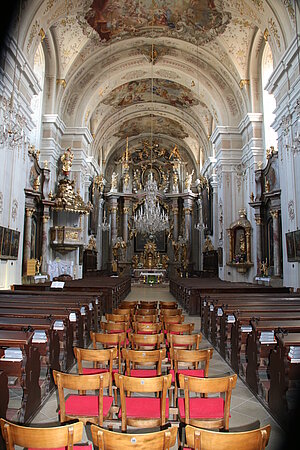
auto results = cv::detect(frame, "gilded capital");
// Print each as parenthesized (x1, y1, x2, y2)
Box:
(255, 216, 262, 225)
(43, 215, 50, 223)
(123, 207, 130, 214)
(270, 209, 279, 219)
(26, 208, 35, 217)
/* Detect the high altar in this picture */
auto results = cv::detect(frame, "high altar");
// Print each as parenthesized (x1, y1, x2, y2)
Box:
(132, 241, 169, 283)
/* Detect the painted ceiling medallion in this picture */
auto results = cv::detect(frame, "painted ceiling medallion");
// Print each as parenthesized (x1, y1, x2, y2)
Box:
(85, 0, 231, 45)
(102, 78, 199, 109)
(115, 115, 188, 139)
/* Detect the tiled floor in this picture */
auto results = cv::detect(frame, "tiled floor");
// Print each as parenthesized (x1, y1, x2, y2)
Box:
(26, 286, 289, 449)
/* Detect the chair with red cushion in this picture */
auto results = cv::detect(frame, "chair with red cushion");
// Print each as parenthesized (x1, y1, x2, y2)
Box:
(90, 423, 178, 450)
(168, 333, 202, 355)
(74, 347, 118, 397)
(138, 301, 158, 309)
(166, 322, 194, 337)
(114, 373, 172, 432)
(0, 418, 91, 450)
(159, 301, 178, 309)
(105, 313, 131, 324)
(178, 373, 237, 431)
(163, 315, 184, 335)
(101, 320, 130, 334)
(134, 314, 158, 324)
(185, 424, 271, 450)
(122, 348, 166, 378)
(169, 348, 213, 405)
(129, 332, 165, 350)
(53, 370, 114, 426)
(90, 331, 127, 373)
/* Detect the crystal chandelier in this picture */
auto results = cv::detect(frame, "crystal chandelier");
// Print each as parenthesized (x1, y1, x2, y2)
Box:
(134, 172, 169, 236)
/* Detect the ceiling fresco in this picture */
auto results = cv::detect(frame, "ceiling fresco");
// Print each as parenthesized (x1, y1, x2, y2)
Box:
(102, 78, 199, 109)
(85, 0, 232, 45)
(115, 115, 189, 140)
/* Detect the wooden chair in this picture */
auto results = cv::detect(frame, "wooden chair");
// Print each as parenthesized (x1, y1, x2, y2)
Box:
(163, 315, 184, 333)
(159, 301, 178, 309)
(168, 333, 202, 353)
(129, 332, 165, 350)
(169, 348, 214, 404)
(73, 347, 118, 396)
(105, 313, 130, 323)
(138, 301, 158, 309)
(178, 373, 237, 431)
(113, 308, 134, 318)
(119, 301, 138, 309)
(90, 331, 127, 373)
(0, 419, 92, 450)
(122, 348, 166, 377)
(135, 308, 158, 316)
(90, 423, 178, 450)
(134, 314, 158, 323)
(185, 424, 271, 450)
(53, 370, 114, 425)
(114, 373, 172, 431)
(166, 323, 194, 336)
(100, 321, 129, 334)
(134, 322, 162, 334)
(160, 308, 183, 317)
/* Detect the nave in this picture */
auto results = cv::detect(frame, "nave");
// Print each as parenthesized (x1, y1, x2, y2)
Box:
(4, 287, 287, 450)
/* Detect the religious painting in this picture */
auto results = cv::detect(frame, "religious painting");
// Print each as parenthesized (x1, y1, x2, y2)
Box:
(103, 79, 199, 109)
(1, 228, 11, 258)
(10, 230, 20, 259)
(116, 116, 188, 140)
(286, 232, 296, 262)
(85, 0, 231, 45)
(135, 232, 166, 253)
(294, 230, 300, 261)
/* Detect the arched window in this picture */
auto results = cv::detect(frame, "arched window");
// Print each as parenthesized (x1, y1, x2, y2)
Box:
(30, 43, 45, 148)
(261, 42, 277, 150)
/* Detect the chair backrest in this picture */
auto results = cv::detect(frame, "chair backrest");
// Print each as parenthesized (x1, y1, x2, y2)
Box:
(172, 348, 213, 375)
(136, 308, 158, 316)
(166, 323, 194, 334)
(119, 301, 138, 309)
(159, 302, 178, 309)
(122, 348, 166, 375)
(74, 347, 117, 372)
(90, 331, 127, 349)
(129, 332, 164, 349)
(90, 424, 178, 450)
(185, 424, 271, 450)
(168, 333, 202, 350)
(100, 321, 129, 333)
(138, 301, 158, 309)
(163, 315, 184, 327)
(160, 308, 182, 317)
(134, 322, 162, 334)
(113, 308, 134, 317)
(105, 313, 130, 323)
(134, 314, 158, 323)
(178, 373, 237, 429)
(0, 419, 84, 450)
(53, 370, 110, 424)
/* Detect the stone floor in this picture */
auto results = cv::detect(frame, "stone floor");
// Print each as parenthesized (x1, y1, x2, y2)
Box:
(24, 286, 291, 449)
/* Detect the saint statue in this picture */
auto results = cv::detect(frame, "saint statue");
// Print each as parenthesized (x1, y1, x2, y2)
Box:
(61, 148, 74, 176)
(172, 170, 179, 193)
(184, 169, 194, 192)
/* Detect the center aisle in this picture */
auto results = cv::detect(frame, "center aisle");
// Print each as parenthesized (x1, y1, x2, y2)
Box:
(30, 286, 285, 449)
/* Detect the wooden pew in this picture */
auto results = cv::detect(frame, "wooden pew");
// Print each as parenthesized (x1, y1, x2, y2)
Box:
(268, 332, 300, 429)
(0, 370, 9, 450)
(0, 331, 40, 423)
(246, 319, 300, 399)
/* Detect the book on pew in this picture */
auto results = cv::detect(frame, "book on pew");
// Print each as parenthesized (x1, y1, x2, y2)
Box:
(288, 346, 300, 363)
(241, 325, 252, 333)
(227, 315, 235, 323)
(2, 347, 22, 361)
(51, 281, 65, 288)
(259, 330, 276, 344)
(69, 312, 77, 322)
(217, 308, 223, 316)
(32, 330, 47, 343)
(53, 320, 64, 330)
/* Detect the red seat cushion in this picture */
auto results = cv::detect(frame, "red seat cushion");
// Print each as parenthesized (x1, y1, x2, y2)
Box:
(129, 369, 158, 377)
(178, 397, 225, 418)
(169, 369, 205, 383)
(29, 446, 92, 450)
(118, 397, 169, 418)
(65, 395, 113, 416)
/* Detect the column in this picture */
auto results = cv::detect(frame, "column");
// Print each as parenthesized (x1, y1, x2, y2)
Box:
(172, 198, 179, 241)
(196, 197, 204, 270)
(123, 204, 130, 244)
(97, 198, 104, 269)
(254, 216, 263, 273)
(271, 209, 281, 277)
(41, 215, 50, 273)
(23, 207, 35, 275)
(183, 196, 193, 259)
(108, 196, 118, 262)
(210, 175, 218, 249)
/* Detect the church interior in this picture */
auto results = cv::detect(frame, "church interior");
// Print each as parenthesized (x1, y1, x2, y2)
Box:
(0, 1, 300, 449)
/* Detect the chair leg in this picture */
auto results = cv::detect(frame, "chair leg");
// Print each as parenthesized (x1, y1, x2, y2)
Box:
(178, 422, 185, 450)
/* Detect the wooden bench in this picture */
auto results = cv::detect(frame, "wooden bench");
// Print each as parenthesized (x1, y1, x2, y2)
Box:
(0, 330, 39, 423)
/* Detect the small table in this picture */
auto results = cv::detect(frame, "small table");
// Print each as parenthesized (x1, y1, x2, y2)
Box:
(140, 271, 164, 285)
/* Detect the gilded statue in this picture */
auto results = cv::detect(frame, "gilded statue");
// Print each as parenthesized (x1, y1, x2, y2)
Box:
(239, 233, 246, 254)
(132, 254, 139, 269)
(162, 254, 169, 269)
(172, 170, 179, 193)
(169, 144, 181, 160)
(61, 148, 74, 176)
